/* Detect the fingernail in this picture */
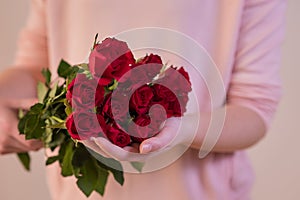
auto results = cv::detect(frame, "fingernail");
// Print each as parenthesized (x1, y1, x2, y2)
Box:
(141, 144, 152, 153)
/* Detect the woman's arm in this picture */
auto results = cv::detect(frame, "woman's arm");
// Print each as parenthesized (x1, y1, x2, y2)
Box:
(140, 0, 286, 154)
(190, 105, 265, 152)
(0, 0, 48, 154)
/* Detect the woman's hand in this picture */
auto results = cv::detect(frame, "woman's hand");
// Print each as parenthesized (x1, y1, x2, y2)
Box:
(0, 98, 43, 155)
(82, 138, 151, 162)
(82, 116, 197, 162)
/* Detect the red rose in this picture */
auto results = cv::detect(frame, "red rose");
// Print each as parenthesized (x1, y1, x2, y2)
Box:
(151, 66, 191, 117)
(105, 123, 131, 147)
(156, 66, 191, 94)
(151, 84, 181, 117)
(101, 92, 129, 124)
(152, 84, 177, 102)
(66, 112, 105, 140)
(148, 104, 167, 130)
(89, 38, 135, 85)
(139, 54, 162, 65)
(177, 66, 191, 86)
(128, 115, 160, 143)
(130, 54, 163, 84)
(129, 84, 154, 115)
(165, 100, 182, 117)
(66, 74, 104, 110)
(66, 114, 79, 140)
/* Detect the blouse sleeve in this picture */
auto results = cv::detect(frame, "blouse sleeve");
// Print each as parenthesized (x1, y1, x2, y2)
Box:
(13, 0, 48, 68)
(227, 0, 287, 129)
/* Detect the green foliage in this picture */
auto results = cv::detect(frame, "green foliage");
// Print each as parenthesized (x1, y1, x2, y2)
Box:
(17, 64, 125, 197)
(17, 152, 30, 171)
(60, 141, 75, 177)
(130, 162, 145, 173)
(58, 59, 79, 80)
(87, 147, 124, 186)
(18, 103, 46, 140)
(37, 82, 48, 103)
(45, 156, 59, 166)
(42, 68, 51, 86)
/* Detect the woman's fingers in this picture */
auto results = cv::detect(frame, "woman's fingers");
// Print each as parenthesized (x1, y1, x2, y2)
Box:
(140, 118, 181, 154)
(0, 135, 31, 154)
(81, 117, 183, 160)
(93, 137, 151, 162)
(26, 139, 43, 150)
(10, 119, 43, 151)
(123, 145, 139, 153)
(0, 103, 43, 154)
(83, 138, 140, 157)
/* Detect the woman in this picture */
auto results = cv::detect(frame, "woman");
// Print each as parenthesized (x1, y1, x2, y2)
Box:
(0, 0, 286, 199)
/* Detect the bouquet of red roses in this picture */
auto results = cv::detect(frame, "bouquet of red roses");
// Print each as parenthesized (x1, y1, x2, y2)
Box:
(17, 35, 192, 197)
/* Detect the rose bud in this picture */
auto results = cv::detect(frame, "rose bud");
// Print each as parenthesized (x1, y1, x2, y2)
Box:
(66, 74, 104, 110)
(66, 112, 105, 140)
(129, 84, 154, 115)
(101, 92, 129, 124)
(88, 38, 135, 85)
(128, 115, 160, 143)
(151, 84, 182, 117)
(155, 66, 191, 94)
(130, 54, 163, 84)
(105, 123, 131, 148)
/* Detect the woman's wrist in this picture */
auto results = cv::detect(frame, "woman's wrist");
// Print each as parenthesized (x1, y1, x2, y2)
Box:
(189, 105, 266, 154)
(0, 67, 43, 101)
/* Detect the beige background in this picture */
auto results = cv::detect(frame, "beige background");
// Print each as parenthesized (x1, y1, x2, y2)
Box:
(0, 0, 299, 199)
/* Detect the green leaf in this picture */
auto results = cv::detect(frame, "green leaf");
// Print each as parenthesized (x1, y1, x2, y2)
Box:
(18, 114, 29, 134)
(46, 156, 59, 165)
(24, 114, 45, 139)
(19, 103, 45, 139)
(57, 60, 72, 79)
(17, 152, 30, 171)
(29, 103, 44, 114)
(43, 125, 53, 144)
(57, 59, 79, 80)
(130, 161, 144, 173)
(76, 160, 99, 197)
(73, 167, 81, 178)
(37, 82, 48, 103)
(47, 131, 66, 149)
(48, 81, 58, 98)
(72, 146, 89, 168)
(88, 148, 123, 172)
(94, 164, 109, 196)
(61, 141, 74, 177)
(109, 168, 124, 186)
(42, 68, 51, 86)
(64, 99, 72, 116)
(68, 66, 80, 81)
(87, 149, 124, 186)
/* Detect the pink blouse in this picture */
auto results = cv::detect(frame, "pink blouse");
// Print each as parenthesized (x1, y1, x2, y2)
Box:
(14, 0, 286, 199)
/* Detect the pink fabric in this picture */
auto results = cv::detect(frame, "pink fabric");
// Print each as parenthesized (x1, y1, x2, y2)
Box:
(14, 0, 286, 199)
